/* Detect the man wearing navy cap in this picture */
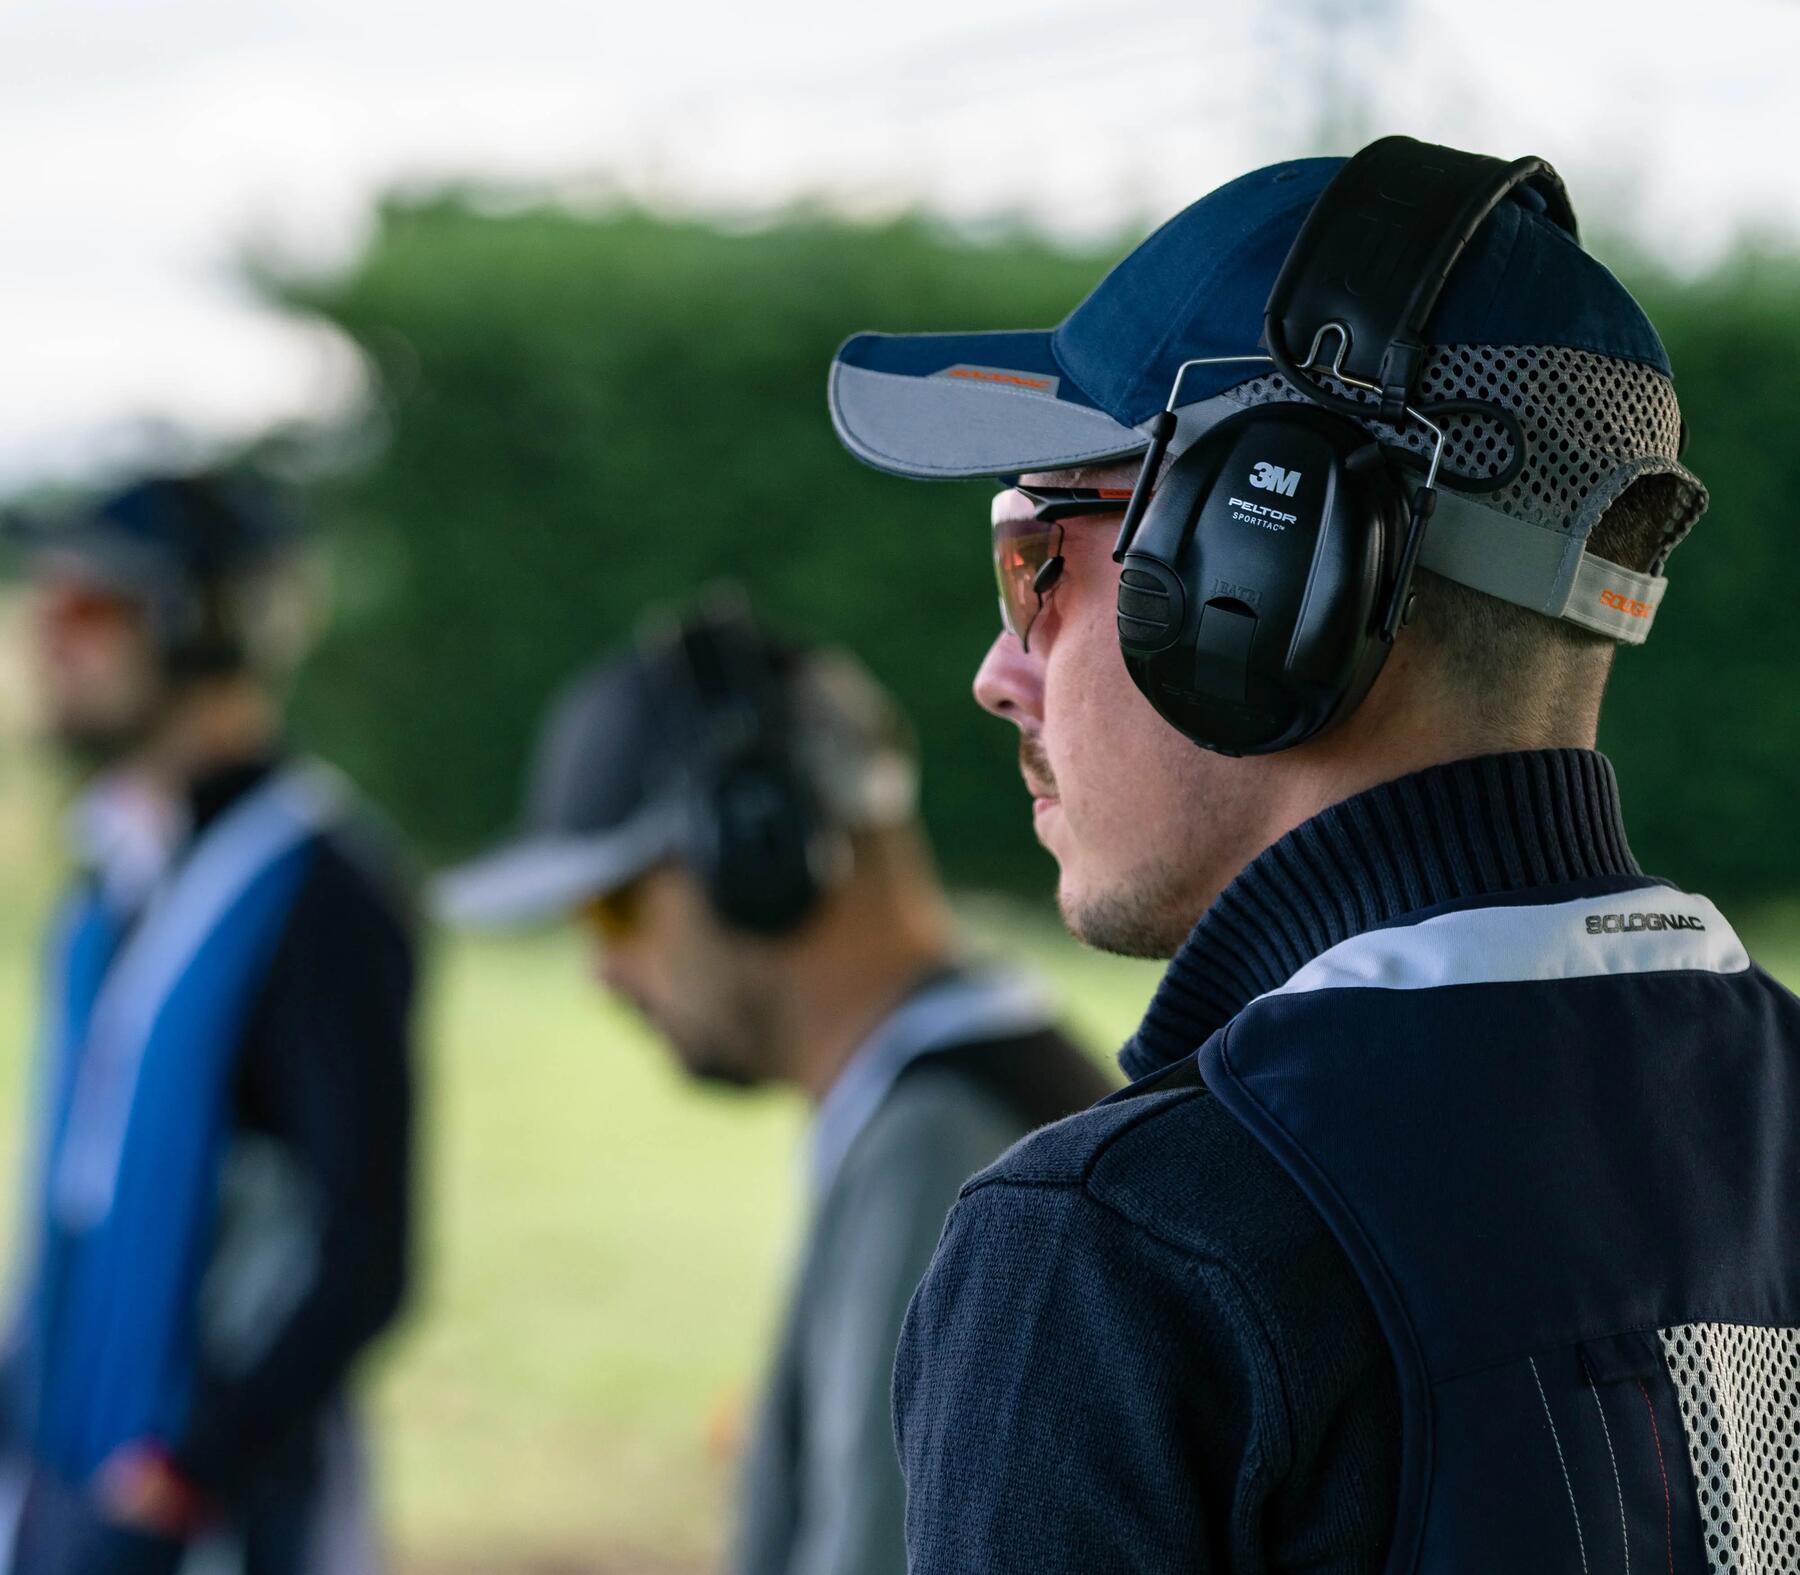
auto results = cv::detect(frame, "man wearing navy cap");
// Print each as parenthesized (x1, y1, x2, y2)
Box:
(830, 139, 1800, 1572)
(438, 599, 1112, 1575)
(1, 474, 415, 1574)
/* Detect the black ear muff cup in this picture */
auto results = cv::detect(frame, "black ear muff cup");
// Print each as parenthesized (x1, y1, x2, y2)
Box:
(694, 747, 827, 936)
(669, 610, 833, 936)
(1107, 138, 1575, 756)
(1117, 407, 1408, 756)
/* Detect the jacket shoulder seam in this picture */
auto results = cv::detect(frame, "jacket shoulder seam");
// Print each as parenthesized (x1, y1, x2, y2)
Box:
(955, 1082, 1210, 1203)
(975, 1171, 1295, 1486)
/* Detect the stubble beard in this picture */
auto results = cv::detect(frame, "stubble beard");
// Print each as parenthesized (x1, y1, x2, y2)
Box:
(1021, 734, 1208, 961)
(1058, 857, 1199, 960)
(674, 963, 783, 1091)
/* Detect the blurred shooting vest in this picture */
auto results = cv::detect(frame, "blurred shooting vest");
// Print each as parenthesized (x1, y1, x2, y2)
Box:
(16, 764, 377, 1574)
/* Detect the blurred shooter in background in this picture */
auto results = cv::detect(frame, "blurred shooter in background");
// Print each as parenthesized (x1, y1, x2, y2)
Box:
(0, 474, 416, 1574)
(437, 595, 1113, 1575)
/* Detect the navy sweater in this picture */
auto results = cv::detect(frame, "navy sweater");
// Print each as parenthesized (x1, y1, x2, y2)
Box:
(165, 761, 415, 1496)
(893, 749, 1644, 1573)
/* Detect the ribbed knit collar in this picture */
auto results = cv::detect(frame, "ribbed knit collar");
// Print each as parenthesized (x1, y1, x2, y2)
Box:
(1119, 748, 1642, 1080)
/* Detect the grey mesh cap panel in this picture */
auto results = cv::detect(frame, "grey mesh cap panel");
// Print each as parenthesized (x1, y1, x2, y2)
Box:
(1210, 342, 1707, 642)
(1216, 344, 1706, 547)
(829, 360, 1148, 480)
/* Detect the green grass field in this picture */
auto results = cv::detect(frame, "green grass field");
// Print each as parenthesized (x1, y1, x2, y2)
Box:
(0, 757, 1795, 1568)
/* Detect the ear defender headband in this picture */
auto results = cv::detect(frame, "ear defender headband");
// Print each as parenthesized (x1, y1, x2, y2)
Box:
(670, 602, 842, 935)
(1110, 136, 1579, 757)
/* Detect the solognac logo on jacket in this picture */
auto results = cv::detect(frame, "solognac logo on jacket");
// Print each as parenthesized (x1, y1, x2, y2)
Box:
(1585, 911, 1707, 935)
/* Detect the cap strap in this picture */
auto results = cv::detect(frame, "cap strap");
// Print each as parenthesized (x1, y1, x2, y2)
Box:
(1418, 487, 1664, 644)
(1562, 555, 1666, 645)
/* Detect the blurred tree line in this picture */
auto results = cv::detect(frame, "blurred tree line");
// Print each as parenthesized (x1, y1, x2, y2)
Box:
(264, 194, 1800, 902)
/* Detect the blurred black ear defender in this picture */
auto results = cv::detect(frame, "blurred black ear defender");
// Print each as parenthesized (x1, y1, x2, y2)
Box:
(1111, 136, 1578, 756)
(150, 477, 255, 677)
(669, 601, 837, 935)
(6, 472, 301, 680)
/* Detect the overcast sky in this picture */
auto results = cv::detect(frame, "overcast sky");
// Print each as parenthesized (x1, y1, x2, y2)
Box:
(3, 0, 1796, 491)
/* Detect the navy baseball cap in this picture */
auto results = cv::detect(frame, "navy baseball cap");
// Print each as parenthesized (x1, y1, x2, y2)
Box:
(831, 156, 1672, 479)
(830, 154, 1706, 643)
(3, 472, 302, 589)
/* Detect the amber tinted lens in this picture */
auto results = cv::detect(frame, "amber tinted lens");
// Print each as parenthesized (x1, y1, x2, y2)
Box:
(581, 883, 643, 942)
(41, 584, 142, 633)
(991, 517, 1061, 646)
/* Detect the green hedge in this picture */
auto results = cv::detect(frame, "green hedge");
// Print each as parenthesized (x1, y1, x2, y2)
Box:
(267, 196, 1800, 901)
(1592, 251, 1800, 903)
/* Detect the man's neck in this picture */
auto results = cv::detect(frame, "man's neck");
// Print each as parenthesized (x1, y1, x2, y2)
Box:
(779, 889, 959, 1106)
(130, 681, 279, 808)
(1121, 746, 1640, 1080)
(1232, 666, 1605, 907)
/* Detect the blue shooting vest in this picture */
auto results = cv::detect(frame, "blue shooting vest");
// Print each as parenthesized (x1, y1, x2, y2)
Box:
(24, 766, 343, 1486)
(1198, 876, 1800, 1574)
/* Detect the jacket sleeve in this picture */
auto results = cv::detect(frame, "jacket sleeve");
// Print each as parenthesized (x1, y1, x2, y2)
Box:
(174, 840, 417, 1496)
(783, 1078, 1026, 1575)
(892, 1175, 1270, 1575)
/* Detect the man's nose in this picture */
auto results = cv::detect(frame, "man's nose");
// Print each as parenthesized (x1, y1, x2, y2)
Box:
(592, 940, 631, 996)
(974, 631, 1044, 727)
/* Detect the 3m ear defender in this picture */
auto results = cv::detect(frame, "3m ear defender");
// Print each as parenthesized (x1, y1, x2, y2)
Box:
(1112, 135, 1578, 756)
(671, 600, 843, 935)
(1117, 405, 1409, 755)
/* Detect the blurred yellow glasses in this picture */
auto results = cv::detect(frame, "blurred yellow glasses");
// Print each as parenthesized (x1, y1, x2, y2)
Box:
(580, 883, 645, 943)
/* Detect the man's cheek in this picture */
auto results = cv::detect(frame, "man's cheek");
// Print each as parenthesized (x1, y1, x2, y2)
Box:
(1041, 632, 1100, 748)
(1047, 723, 1104, 837)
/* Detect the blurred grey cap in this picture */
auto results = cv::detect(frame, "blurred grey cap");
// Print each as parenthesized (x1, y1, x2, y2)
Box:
(434, 624, 921, 929)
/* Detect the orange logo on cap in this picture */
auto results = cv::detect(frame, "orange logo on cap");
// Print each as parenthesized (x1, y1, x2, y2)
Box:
(1599, 588, 1652, 619)
(947, 367, 1055, 392)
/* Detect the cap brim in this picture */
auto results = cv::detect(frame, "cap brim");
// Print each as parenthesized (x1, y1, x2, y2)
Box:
(829, 330, 1149, 481)
(432, 814, 676, 929)
(0, 514, 172, 586)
